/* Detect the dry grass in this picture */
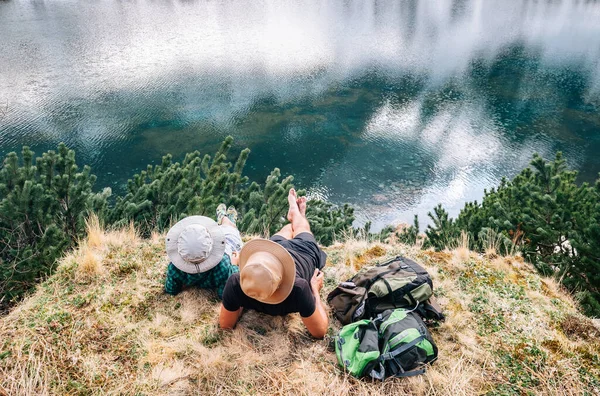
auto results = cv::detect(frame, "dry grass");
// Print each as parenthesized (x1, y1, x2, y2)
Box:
(85, 214, 104, 249)
(451, 231, 471, 265)
(77, 249, 102, 278)
(1, 227, 599, 395)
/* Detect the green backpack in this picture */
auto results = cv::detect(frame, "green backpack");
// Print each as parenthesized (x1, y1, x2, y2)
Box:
(335, 308, 438, 380)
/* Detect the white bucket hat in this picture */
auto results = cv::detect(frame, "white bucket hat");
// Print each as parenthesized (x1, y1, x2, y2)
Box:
(166, 216, 226, 274)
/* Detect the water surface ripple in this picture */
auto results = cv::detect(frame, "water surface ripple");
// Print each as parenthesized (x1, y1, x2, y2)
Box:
(1, 0, 599, 229)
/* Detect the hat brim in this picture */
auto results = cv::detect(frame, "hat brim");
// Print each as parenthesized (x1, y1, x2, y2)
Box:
(166, 216, 226, 273)
(239, 239, 296, 304)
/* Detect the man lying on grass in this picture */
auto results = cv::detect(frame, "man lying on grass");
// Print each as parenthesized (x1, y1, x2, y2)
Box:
(219, 188, 330, 338)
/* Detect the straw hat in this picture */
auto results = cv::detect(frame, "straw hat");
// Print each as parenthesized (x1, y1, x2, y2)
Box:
(239, 239, 296, 304)
(166, 216, 226, 274)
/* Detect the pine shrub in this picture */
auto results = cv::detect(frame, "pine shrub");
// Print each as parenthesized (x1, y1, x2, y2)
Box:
(109, 137, 355, 240)
(396, 214, 420, 245)
(0, 145, 110, 312)
(421, 153, 600, 317)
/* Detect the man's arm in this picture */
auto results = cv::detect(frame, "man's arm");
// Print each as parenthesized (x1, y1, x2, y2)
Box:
(301, 269, 329, 338)
(219, 305, 243, 329)
(219, 274, 243, 328)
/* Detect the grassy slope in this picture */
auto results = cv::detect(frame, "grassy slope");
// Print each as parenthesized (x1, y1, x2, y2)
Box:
(1, 225, 599, 396)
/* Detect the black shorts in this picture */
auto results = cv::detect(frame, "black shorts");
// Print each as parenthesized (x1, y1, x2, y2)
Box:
(270, 232, 327, 281)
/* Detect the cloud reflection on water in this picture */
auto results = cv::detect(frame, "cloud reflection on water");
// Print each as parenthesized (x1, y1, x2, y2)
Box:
(358, 98, 555, 229)
(1, 0, 599, 228)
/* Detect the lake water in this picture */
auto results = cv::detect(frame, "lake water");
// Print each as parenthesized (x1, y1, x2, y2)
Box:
(1, 0, 599, 229)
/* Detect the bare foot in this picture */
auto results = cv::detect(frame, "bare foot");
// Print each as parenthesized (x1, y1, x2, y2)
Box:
(297, 196, 307, 217)
(287, 188, 300, 222)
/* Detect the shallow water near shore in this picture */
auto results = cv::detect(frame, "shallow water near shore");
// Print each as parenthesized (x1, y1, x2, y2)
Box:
(1, 0, 599, 229)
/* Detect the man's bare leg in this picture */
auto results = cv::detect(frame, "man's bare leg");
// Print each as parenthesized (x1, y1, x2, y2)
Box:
(287, 189, 311, 237)
(274, 223, 294, 240)
(287, 188, 301, 222)
(297, 196, 307, 217)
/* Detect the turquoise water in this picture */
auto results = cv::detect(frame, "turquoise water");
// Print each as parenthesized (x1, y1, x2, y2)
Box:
(1, 0, 599, 229)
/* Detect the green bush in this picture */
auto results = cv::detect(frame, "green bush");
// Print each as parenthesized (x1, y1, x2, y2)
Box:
(423, 205, 461, 250)
(0, 145, 110, 312)
(421, 153, 600, 317)
(109, 136, 354, 240)
(396, 215, 420, 245)
(108, 136, 252, 235)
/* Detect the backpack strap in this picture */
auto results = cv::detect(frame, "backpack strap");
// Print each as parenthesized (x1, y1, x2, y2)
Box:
(358, 268, 400, 319)
(416, 299, 445, 321)
(378, 334, 427, 379)
(380, 278, 398, 308)
(380, 335, 425, 361)
(392, 368, 426, 377)
(367, 363, 386, 380)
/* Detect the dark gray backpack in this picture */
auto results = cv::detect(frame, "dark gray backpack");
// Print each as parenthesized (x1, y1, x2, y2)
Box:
(327, 256, 444, 325)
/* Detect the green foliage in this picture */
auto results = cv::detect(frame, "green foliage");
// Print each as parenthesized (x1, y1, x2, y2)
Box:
(109, 137, 252, 236)
(396, 214, 420, 245)
(0, 145, 110, 312)
(305, 200, 354, 246)
(109, 137, 354, 240)
(422, 153, 600, 317)
(236, 168, 295, 237)
(424, 204, 460, 250)
(569, 179, 600, 317)
(1, 138, 356, 310)
(462, 153, 582, 273)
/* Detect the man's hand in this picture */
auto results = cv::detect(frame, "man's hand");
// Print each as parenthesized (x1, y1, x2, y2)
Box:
(310, 268, 324, 294)
(303, 268, 329, 338)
